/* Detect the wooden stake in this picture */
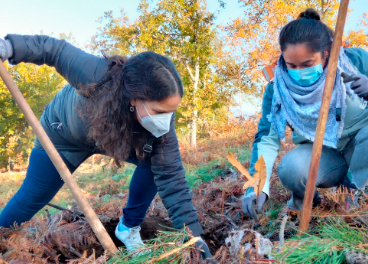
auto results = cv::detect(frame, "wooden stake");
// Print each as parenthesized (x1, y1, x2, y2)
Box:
(0, 62, 118, 252)
(298, 0, 350, 233)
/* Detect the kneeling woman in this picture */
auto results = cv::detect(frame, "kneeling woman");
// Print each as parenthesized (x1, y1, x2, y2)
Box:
(0, 35, 211, 257)
(243, 8, 368, 218)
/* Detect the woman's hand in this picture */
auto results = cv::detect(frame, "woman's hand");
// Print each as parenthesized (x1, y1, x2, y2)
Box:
(242, 189, 268, 221)
(0, 39, 13, 62)
(344, 73, 368, 99)
(195, 238, 213, 259)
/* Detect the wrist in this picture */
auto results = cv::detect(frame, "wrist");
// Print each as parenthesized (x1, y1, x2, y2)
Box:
(5, 40, 13, 59)
(187, 221, 204, 237)
(244, 188, 256, 198)
(245, 187, 255, 195)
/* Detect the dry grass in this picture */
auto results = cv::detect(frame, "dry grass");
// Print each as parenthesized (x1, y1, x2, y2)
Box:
(180, 115, 260, 166)
(3, 116, 367, 263)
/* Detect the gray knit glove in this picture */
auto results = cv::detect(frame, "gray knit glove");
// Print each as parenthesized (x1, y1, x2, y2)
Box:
(242, 187, 268, 221)
(0, 39, 13, 62)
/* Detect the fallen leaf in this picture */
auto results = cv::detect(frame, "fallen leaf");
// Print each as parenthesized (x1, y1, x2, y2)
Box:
(227, 152, 267, 196)
(243, 178, 260, 190)
(227, 152, 252, 181)
(254, 156, 266, 196)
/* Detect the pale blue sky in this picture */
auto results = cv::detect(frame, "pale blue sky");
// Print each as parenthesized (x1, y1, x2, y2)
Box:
(1, 0, 242, 46)
(1, 0, 366, 115)
(1, 0, 365, 46)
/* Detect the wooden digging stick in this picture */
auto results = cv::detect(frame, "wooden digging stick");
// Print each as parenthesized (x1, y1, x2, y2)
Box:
(0, 62, 118, 252)
(298, 0, 350, 233)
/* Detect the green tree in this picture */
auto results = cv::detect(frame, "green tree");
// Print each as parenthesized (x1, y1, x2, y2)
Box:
(90, 0, 229, 148)
(0, 62, 65, 169)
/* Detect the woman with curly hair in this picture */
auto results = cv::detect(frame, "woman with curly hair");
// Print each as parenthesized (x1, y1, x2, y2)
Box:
(0, 34, 211, 258)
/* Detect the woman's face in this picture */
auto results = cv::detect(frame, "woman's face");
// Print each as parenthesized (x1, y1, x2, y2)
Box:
(131, 94, 181, 123)
(283, 44, 328, 70)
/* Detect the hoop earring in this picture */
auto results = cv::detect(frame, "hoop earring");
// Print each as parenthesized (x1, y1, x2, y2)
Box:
(130, 106, 135, 112)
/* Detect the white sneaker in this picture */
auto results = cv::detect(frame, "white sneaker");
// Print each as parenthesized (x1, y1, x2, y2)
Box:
(115, 218, 146, 253)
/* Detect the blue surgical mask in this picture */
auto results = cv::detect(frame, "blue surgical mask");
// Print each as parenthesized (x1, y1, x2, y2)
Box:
(287, 63, 324, 86)
(136, 100, 173, 138)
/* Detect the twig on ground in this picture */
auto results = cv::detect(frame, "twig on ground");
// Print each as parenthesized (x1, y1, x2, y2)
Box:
(150, 237, 200, 263)
(310, 213, 368, 218)
(217, 214, 239, 229)
(45, 209, 52, 225)
(280, 242, 303, 263)
(279, 215, 288, 249)
(47, 202, 84, 217)
(231, 195, 240, 201)
(69, 246, 83, 258)
(353, 209, 368, 227)
(221, 190, 226, 215)
(245, 260, 280, 263)
(225, 202, 238, 207)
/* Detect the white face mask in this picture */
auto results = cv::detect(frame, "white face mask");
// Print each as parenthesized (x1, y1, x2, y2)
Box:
(136, 100, 173, 138)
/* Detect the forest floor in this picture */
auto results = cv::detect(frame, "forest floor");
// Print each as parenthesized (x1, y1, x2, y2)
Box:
(1, 121, 368, 263)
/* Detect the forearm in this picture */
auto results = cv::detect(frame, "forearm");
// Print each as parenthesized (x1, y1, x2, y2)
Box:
(257, 128, 281, 195)
(5, 34, 109, 87)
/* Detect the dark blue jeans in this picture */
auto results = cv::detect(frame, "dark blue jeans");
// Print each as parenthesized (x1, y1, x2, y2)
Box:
(0, 148, 157, 228)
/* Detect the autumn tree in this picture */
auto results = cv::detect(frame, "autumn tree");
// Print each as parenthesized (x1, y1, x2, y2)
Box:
(346, 12, 368, 48)
(0, 33, 75, 169)
(0, 62, 65, 169)
(225, 0, 341, 89)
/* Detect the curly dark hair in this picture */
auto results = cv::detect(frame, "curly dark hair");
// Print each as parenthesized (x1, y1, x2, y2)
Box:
(81, 51, 184, 166)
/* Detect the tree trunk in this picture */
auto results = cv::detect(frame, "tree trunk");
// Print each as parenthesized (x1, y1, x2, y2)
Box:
(240, 93, 243, 121)
(190, 110, 198, 147)
(190, 60, 200, 148)
(239, 75, 243, 121)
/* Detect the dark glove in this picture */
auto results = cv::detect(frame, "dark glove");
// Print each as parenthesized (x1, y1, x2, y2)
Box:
(195, 238, 213, 260)
(0, 39, 13, 62)
(343, 73, 368, 99)
(242, 188, 268, 220)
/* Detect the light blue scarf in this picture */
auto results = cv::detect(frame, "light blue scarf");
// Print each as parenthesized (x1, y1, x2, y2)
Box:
(268, 48, 358, 148)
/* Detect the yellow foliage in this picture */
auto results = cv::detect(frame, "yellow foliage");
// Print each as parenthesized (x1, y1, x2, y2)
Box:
(0, 61, 65, 168)
(346, 12, 368, 48)
(226, 0, 341, 85)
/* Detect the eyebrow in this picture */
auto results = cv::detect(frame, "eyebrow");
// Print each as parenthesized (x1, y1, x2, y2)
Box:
(152, 108, 173, 114)
(286, 60, 314, 66)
